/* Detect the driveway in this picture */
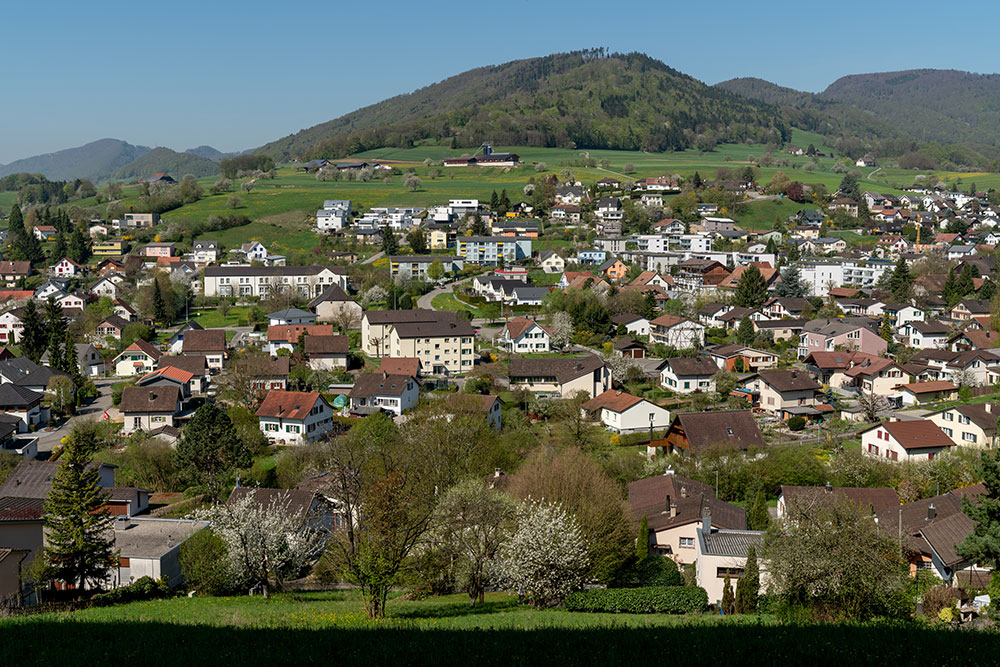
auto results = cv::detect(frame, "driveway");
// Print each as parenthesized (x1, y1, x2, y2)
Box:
(361, 251, 384, 265)
(418, 275, 477, 310)
(35, 379, 115, 454)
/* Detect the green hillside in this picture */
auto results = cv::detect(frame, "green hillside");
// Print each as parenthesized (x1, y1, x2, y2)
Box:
(111, 147, 220, 181)
(256, 50, 788, 161)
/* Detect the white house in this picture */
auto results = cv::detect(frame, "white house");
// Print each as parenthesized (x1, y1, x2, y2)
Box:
(497, 317, 550, 353)
(239, 241, 269, 262)
(582, 389, 671, 434)
(926, 403, 1000, 449)
(113, 340, 162, 376)
(860, 419, 955, 462)
(52, 258, 82, 278)
(192, 241, 219, 264)
(538, 250, 565, 274)
(611, 313, 651, 337)
(118, 385, 181, 435)
(0, 310, 23, 345)
(348, 373, 419, 416)
(649, 315, 705, 349)
(255, 390, 334, 445)
(659, 356, 719, 394)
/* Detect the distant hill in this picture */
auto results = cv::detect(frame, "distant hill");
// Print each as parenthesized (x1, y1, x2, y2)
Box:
(185, 145, 227, 162)
(713, 78, 814, 107)
(111, 147, 220, 181)
(0, 138, 150, 182)
(818, 69, 1000, 146)
(256, 50, 788, 161)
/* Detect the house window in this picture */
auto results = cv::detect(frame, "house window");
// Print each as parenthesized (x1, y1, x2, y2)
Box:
(717, 567, 744, 579)
(265, 423, 278, 432)
(942, 427, 953, 437)
(963, 432, 977, 443)
(679, 537, 694, 548)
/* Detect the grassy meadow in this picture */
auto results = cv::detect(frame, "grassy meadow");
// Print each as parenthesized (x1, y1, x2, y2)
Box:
(1, 591, 997, 665)
(52, 136, 999, 255)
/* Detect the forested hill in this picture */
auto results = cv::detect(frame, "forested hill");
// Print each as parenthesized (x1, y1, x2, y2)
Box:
(713, 78, 814, 107)
(110, 147, 220, 181)
(255, 50, 789, 161)
(818, 69, 1000, 146)
(0, 139, 150, 182)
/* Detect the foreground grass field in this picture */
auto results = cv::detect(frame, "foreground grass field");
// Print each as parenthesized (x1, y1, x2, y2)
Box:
(1, 591, 997, 665)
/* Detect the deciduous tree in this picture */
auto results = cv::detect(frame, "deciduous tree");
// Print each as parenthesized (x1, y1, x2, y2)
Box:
(432, 478, 516, 606)
(488, 499, 590, 606)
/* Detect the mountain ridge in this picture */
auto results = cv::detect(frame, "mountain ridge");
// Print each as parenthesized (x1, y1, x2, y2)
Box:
(254, 50, 789, 161)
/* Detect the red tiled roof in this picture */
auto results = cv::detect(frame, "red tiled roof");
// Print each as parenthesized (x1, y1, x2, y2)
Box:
(895, 381, 958, 394)
(378, 357, 420, 377)
(874, 420, 955, 450)
(582, 389, 644, 413)
(255, 390, 323, 420)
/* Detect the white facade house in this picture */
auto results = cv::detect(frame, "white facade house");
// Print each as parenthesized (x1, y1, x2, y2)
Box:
(349, 373, 420, 416)
(649, 315, 705, 349)
(202, 265, 347, 298)
(497, 317, 550, 353)
(659, 357, 719, 394)
(861, 420, 955, 462)
(192, 241, 219, 264)
(582, 390, 671, 434)
(255, 390, 335, 445)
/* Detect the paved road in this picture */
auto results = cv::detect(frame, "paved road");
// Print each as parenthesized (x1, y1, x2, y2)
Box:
(361, 251, 384, 265)
(417, 275, 477, 310)
(36, 379, 116, 453)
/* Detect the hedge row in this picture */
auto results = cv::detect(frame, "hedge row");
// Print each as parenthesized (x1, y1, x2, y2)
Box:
(563, 586, 708, 614)
(91, 576, 171, 607)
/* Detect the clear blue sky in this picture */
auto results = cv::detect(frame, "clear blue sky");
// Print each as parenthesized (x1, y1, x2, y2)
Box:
(2, 0, 998, 164)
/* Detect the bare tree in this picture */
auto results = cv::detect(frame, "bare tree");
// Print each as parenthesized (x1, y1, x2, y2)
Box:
(332, 309, 360, 334)
(856, 390, 890, 423)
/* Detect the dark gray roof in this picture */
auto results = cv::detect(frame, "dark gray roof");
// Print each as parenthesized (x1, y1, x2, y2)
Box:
(0, 460, 115, 499)
(664, 356, 718, 377)
(700, 527, 765, 557)
(392, 320, 475, 338)
(350, 373, 414, 398)
(308, 283, 354, 308)
(508, 355, 605, 384)
(0, 384, 43, 408)
(363, 310, 456, 325)
(267, 308, 315, 320)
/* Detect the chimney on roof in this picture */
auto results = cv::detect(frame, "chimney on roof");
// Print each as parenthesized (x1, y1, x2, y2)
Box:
(701, 507, 712, 535)
(825, 481, 833, 494)
(987, 404, 994, 414)
(669, 501, 677, 519)
(680, 485, 687, 499)
(927, 503, 937, 521)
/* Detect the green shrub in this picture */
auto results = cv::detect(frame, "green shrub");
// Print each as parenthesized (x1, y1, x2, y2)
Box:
(179, 529, 238, 595)
(611, 555, 682, 588)
(563, 586, 707, 614)
(787, 416, 806, 431)
(92, 576, 170, 607)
